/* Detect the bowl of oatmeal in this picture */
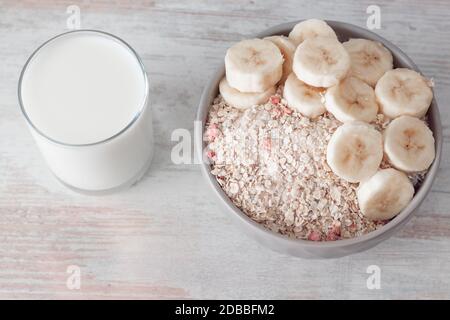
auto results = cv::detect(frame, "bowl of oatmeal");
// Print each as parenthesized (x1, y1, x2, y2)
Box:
(196, 20, 442, 258)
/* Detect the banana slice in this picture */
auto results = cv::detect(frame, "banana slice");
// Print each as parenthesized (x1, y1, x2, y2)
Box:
(293, 37, 350, 88)
(283, 73, 326, 118)
(357, 168, 414, 220)
(375, 68, 433, 118)
(383, 115, 435, 172)
(343, 39, 393, 87)
(264, 36, 296, 84)
(288, 19, 337, 46)
(327, 122, 383, 183)
(325, 76, 378, 123)
(219, 77, 275, 110)
(225, 39, 283, 93)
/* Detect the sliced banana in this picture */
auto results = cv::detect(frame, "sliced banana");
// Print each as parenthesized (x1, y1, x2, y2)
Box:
(327, 122, 383, 183)
(325, 76, 378, 123)
(383, 115, 435, 172)
(375, 68, 433, 118)
(293, 37, 350, 88)
(283, 73, 326, 118)
(219, 77, 275, 110)
(343, 39, 393, 87)
(357, 168, 414, 220)
(264, 36, 296, 84)
(225, 39, 283, 93)
(288, 19, 337, 46)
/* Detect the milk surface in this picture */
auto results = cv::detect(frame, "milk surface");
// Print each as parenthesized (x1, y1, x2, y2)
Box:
(21, 31, 147, 145)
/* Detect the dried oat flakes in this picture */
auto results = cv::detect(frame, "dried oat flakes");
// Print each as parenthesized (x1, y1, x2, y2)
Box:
(204, 88, 425, 241)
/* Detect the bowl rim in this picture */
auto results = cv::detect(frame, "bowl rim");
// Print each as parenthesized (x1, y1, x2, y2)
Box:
(196, 20, 443, 249)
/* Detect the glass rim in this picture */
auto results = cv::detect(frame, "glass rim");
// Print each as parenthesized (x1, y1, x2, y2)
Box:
(18, 29, 150, 147)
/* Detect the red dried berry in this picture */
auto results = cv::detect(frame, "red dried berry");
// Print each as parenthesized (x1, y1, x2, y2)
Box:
(206, 124, 219, 142)
(270, 96, 281, 105)
(283, 106, 293, 115)
(326, 231, 339, 241)
(308, 231, 321, 241)
(263, 137, 272, 151)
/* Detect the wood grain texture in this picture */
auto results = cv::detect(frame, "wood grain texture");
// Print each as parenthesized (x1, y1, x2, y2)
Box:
(1, 0, 450, 299)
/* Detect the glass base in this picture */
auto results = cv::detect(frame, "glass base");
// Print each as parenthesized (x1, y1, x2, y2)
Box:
(52, 152, 154, 196)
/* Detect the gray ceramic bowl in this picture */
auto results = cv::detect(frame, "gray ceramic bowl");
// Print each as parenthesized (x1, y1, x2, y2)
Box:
(196, 21, 442, 259)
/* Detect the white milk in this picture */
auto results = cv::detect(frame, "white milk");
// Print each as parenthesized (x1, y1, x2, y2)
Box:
(19, 31, 153, 192)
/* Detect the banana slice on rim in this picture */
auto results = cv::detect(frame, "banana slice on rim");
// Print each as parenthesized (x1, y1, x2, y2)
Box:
(293, 36, 351, 88)
(219, 77, 275, 110)
(325, 76, 378, 123)
(383, 115, 435, 172)
(264, 36, 296, 84)
(283, 73, 326, 118)
(357, 168, 414, 221)
(327, 121, 383, 183)
(225, 39, 283, 93)
(288, 19, 337, 46)
(343, 38, 393, 87)
(375, 68, 433, 118)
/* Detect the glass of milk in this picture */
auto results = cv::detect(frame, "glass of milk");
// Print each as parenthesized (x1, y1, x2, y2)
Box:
(18, 30, 153, 193)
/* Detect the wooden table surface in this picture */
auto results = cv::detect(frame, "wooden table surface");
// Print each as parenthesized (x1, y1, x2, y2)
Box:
(1, 0, 450, 299)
